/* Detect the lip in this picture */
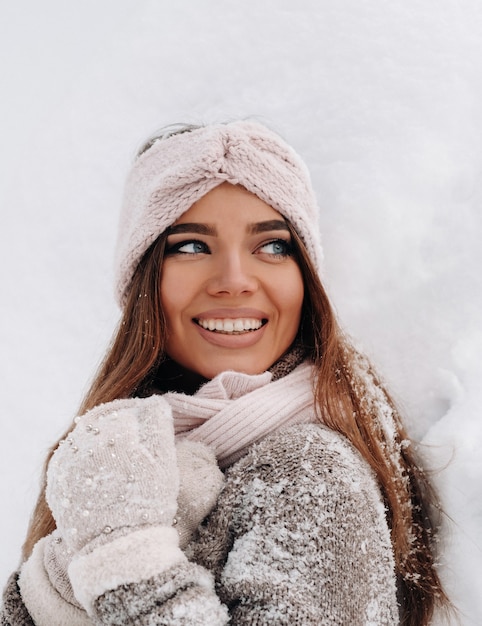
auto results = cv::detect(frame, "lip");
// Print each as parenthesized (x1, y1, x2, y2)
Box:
(194, 321, 268, 348)
(192, 308, 268, 349)
(194, 308, 268, 320)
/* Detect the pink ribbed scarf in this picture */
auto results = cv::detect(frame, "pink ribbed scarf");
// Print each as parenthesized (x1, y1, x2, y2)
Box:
(165, 361, 317, 468)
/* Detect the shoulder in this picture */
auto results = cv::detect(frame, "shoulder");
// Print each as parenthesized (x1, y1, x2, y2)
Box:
(227, 423, 381, 497)
(220, 424, 390, 541)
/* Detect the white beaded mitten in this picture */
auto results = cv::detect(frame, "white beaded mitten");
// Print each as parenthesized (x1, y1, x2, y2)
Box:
(45, 395, 185, 615)
(175, 440, 225, 549)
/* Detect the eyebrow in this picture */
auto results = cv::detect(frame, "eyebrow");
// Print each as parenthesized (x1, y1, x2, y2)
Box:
(166, 223, 216, 236)
(166, 220, 289, 237)
(248, 220, 289, 234)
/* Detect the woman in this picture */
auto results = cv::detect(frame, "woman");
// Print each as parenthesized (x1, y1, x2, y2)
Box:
(2, 121, 448, 625)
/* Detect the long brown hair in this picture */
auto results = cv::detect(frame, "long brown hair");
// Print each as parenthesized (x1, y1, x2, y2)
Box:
(289, 225, 450, 624)
(22, 177, 449, 625)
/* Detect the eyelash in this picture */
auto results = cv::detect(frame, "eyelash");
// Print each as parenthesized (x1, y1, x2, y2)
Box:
(257, 239, 293, 258)
(165, 238, 294, 258)
(165, 240, 210, 255)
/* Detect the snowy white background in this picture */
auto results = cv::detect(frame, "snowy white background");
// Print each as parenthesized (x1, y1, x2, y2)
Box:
(1, 1, 481, 623)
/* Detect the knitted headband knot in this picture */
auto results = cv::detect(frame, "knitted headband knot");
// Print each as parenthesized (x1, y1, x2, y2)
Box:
(115, 120, 323, 308)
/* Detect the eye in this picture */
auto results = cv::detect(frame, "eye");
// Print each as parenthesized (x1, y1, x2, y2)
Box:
(165, 239, 210, 255)
(256, 239, 293, 258)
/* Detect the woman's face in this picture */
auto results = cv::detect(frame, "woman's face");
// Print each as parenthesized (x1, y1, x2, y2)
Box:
(160, 182, 304, 379)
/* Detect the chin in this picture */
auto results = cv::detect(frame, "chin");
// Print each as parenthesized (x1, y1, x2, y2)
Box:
(198, 358, 273, 379)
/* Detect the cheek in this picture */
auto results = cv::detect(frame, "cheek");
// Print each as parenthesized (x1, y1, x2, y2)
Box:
(160, 293, 175, 330)
(277, 267, 305, 330)
(159, 269, 185, 329)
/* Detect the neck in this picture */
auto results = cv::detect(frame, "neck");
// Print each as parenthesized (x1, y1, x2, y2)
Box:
(150, 358, 208, 395)
(147, 342, 308, 396)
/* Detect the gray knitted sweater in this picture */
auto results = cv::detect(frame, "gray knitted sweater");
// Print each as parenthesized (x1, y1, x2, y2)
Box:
(1, 424, 399, 625)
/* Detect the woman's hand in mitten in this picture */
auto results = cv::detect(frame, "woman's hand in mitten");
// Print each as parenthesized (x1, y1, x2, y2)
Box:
(45, 395, 184, 615)
(46, 395, 178, 552)
(175, 440, 225, 549)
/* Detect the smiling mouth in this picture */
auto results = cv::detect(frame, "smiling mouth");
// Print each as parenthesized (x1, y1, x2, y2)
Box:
(194, 318, 267, 334)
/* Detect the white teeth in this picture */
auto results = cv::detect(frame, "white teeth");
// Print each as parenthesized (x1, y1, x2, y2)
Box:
(234, 319, 244, 332)
(197, 318, 264, 333)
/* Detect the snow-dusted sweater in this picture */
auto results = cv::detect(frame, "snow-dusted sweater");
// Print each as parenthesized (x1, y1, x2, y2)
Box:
(1, 422, 399, 625)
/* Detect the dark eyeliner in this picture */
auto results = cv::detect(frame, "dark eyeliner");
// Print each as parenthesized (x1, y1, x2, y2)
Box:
(265, 238, 294, 256)
(165, 239, 210, 255)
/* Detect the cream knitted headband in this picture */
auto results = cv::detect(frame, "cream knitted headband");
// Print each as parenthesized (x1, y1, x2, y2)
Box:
(114, 120, 323, 308)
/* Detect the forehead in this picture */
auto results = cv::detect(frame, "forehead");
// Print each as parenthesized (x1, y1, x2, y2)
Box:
(173, 182, 285, 226)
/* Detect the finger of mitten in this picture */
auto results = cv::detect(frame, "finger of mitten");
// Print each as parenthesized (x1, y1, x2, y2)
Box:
(46, 396, 178, 551)
(177, 440, 225, 506)
(176, 441, 224, 548)
(131, 395, 177, 471)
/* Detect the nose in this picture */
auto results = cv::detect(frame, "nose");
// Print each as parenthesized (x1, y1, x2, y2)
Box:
(206, 253, 258, 296)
